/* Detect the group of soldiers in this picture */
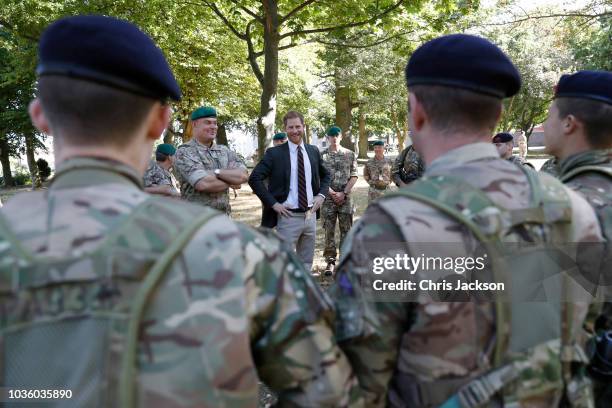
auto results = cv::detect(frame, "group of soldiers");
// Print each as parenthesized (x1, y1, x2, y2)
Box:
(0, 13, 611, 408)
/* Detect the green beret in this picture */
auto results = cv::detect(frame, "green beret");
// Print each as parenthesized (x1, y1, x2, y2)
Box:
(191, 106, 217, 120)
(326, 125, 342, 136)
(156, 143, 176, 156)
(373, 140, 385, 146)
(273, 132, 287, 140)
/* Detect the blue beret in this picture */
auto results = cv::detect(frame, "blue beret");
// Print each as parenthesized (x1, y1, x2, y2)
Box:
(492, 132, 513, 143)
(273, 132, 287, 140)
(191, 106, 217, 120)
(373, 140, 385, 146)
(405, 34, 521, 98)
(156, 143, 176, 156)
(326, 126, 342, 136)
(555, 70, 612, 105)
(37, 15, 181, 101)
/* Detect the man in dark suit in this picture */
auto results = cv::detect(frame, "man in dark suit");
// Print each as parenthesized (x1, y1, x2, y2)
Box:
(249, 111, 330, 274)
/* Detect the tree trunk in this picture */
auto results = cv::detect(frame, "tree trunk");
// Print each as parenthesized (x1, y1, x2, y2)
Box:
(257, 0, 280, 159)
(335, 70, 354, 151)
(24, 132, 41, 188)
(216, 123, 228, 146)
(304, 124, 310, 144)
(358, 105, 368, 159)
(0, 135, 14, 187)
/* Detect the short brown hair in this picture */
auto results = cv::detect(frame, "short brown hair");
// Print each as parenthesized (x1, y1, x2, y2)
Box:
(282, 110, 304, 127)
(410, 85, 502, 133)
(38, 76, 156, 146)
(556, 97, 612, 149)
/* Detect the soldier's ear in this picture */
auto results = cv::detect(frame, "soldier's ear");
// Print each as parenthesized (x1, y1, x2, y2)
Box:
(563, 114, 580, 136)
(146, 103, 172, 141)
(409, 93, 426, 131)
(29, 99, 51, 135)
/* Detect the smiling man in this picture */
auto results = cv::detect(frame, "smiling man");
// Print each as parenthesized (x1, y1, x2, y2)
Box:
(174, 106, 248, 215)
(249, 110, 330, 274)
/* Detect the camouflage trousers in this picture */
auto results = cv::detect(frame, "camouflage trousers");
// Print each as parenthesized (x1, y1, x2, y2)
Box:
(321, 199, 353, 260)
(368, 186, 389, 203)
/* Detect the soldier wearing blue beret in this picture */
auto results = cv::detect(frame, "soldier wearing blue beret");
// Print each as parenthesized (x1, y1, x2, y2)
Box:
(331, 34, 603, 407)
(1, 15, 360, 407)
(492, 132, 528, 166)
(543, 70, 612, 406)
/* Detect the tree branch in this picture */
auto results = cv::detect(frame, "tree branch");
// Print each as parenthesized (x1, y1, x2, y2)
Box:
(313, 30, 415, 49)
(280, 0, 321, 24)
(228, 0, 264, 23)
(245, 20, 264, 85)
(202, 0, 247, 40)
(477, 11, 610, 27)
(254, 42, 302, 58)
(280, 0, 406, 40)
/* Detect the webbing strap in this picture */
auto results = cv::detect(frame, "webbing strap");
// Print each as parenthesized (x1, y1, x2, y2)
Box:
(382, 176, 511, 365)
(119, 210, 219, 407)
(560, 164, 612, 183)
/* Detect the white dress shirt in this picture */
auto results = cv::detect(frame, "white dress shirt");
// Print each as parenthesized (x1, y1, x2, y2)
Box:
(283, 139, 314, 208)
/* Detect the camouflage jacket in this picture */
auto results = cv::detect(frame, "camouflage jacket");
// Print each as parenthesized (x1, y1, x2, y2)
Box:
(507, 154, 526, 166)
(364, 157, 392, 190)
(321, 146, 358, 192)
(174, 139, 246, 213)
(560, 149, 612, 330)
(143, 159, 179, 194)
(330, 143, 603, 407)
(540, 157, 560, 178)
(391, 145, 424, 186)
(0, 157, 361, 407)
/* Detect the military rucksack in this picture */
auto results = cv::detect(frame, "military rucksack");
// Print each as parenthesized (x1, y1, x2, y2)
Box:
(0, 197, 219, 407)
(377, 167, 595, 407)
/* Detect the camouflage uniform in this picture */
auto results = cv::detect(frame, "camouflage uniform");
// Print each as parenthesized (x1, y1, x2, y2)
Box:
(363, 157, 392, 202)
(507, 154, 526, 166)
(541, 157, 560, 177)
(0, 157, 362, 407)
(321, 146, 358, 261)
(174, 139, 246, 215)
(559, 149, 612, 407)
(143, 159, 179, 195)
(391, 145, 424, 186)
(330, 143, 603, 407)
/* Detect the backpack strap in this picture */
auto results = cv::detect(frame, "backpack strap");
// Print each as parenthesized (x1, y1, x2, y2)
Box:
(381, 175, 511, 365)
(560, 164, 612, 183)
(119, 208, 220, 407)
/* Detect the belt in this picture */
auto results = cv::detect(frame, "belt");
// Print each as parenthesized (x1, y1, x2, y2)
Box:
(374, 185, 389, 191)
(288, 207, 312, 213)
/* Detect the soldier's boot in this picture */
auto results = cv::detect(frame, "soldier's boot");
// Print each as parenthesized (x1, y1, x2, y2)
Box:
(324, 258, 336, 277)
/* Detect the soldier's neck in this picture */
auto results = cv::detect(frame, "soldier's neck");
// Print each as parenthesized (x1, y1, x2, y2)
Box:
(55, 144, 150, 175)
(329, 144, 338, 152)
(419, 128, 491, 166)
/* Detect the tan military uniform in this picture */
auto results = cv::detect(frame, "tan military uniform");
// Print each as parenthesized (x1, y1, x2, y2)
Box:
(174, 139, 246, 214)
(331, 143, 602, 407)
(0, 157, 362, 407)
(364, 157, 392, 202)
(143, 159, 179, 195)
(321, 146, 358, 261)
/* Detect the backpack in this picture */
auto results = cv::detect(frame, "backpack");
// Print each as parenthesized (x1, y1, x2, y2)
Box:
(0, 197, 218, 407)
